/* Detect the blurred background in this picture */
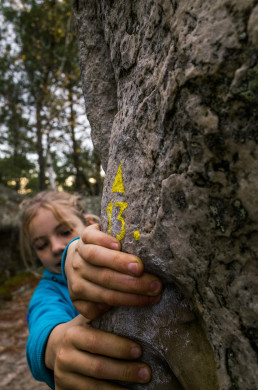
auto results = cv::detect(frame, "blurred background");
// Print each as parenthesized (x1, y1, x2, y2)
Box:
(0, 3, 102, 387)
(0, 0, 103, 197)
(0, 0, 103, 282)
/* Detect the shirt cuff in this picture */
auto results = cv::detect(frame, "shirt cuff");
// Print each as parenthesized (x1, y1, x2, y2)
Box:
(61, 237, 80, 281)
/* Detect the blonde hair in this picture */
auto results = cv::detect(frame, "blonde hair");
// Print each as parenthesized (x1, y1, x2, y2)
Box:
(19, 191, 96, 273)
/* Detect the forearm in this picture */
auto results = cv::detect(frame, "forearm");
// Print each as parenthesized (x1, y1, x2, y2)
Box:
(26, 321, 58, 389)
(61, 236, 80, 281)
(26, 276, 78, 388)
(45, 322, 69, 371)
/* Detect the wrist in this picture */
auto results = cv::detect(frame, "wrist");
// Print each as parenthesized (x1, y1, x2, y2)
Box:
(61, 236, 80, 281)
(45, 323, 67, 370)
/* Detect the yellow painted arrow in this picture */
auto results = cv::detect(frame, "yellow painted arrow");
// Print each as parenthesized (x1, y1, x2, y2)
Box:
(112, 162, 125, 193)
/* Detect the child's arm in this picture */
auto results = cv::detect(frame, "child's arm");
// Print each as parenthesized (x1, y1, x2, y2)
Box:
(64, 224, 162, 319)
(27, 275, 151, 389)
(45, 314, 151, 390)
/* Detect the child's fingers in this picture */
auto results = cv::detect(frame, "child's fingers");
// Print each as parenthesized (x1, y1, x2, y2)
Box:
(81, 224, 121, 251)
(73, 300, 111, 321)
(77, 244, 144, 277)
(70, 278, 162, 308)
(56, 374, 129, 390)
(54, 317, 151, 389)
(71, 259, 162, 297)
(59, 350, 151, 384)
(69, 322, 145, 365)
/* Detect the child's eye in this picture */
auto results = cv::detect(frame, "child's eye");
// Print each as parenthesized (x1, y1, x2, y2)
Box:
(60, 229, 73, 236)
(35, 242, 47, 251)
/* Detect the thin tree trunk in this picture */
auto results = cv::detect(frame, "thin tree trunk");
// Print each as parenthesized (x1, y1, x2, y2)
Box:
(36, 100, 46, 191)
(93, 150, 102, 195)
(68, 86, 91, 193)
(46, 134, 56, 191)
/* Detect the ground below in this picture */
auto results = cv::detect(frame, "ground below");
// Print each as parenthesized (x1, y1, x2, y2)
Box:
(0, 275, 49, 389)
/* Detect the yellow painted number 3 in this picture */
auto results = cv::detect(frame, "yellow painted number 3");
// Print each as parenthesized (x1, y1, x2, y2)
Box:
(106, 201, 128, 240)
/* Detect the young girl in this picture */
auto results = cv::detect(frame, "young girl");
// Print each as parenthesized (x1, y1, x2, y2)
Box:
(20, 191, 162, 390)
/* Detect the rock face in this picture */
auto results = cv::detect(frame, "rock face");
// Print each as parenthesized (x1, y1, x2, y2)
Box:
(73, 1, 258, 389)
(0, 185, 24, 284)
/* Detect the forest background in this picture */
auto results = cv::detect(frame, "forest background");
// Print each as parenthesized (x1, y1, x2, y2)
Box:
(0, 0, 103, 288)
(0, 0, 103, 196)
(0, 3, 102, 388)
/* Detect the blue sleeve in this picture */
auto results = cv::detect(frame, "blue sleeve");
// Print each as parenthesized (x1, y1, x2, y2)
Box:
(61, 236, 80, 282)
(26, 278, 78, 389)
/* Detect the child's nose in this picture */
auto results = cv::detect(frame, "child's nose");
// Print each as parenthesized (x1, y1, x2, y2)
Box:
(50, 237, 65, 254)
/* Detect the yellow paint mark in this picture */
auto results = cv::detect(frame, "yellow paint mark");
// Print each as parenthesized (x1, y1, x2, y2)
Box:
(134, 231, 140, 241)
(112, 162, 125, 193)
(115, 202, 128, 240)
(106, 201, 113, 235)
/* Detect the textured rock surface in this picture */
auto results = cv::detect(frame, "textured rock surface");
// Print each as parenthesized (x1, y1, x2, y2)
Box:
(73, 1, 258, 389)
(0, 185, 24, 283)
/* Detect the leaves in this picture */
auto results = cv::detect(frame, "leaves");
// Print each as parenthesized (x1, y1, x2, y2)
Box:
(0, 0, 102, 194)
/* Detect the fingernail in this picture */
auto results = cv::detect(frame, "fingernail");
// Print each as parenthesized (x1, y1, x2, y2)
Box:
(128, 262, 139, 275)
(110, 242, 119, 250)
(130, 347, 141, 358)
(138, 366, 151, 381)
(150, 280, 162, 293)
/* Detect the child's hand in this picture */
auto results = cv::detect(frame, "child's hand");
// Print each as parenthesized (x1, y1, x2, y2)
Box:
(46, 314, 151, 390)
(65, 224, 162, 319)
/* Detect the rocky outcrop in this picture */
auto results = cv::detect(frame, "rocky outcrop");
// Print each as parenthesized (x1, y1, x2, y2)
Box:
(73, 1, 258, 389)
(0, 185, 24, 284)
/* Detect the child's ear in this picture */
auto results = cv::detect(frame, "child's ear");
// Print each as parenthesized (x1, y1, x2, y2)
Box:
(87, 216, 95, 225)
(84, 214, 100, 225)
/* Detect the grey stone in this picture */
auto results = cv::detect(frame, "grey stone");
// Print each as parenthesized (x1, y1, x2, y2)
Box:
(73, 1, 258, 389)
(0, 185, 24, 283)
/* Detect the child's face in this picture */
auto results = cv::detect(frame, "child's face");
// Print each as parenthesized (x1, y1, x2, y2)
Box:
(28, 207, 85, 274)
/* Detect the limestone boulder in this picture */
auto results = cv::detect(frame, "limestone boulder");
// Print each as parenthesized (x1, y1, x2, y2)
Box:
(73, 1, 258, 389)
(0, 185, 24, 284)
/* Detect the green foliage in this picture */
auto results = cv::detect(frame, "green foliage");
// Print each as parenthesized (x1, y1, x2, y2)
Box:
(0, 271, 41, 300)
(0, 0, 101, 195)
(0, 155, 34, 181)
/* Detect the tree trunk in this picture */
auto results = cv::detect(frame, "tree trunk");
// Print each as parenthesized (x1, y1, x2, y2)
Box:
(93, 150, 102, 195)
(46, 135, 56, 191)
(73, 1, 258, 389)
(36, 100, 46, 191)
(68, 85, 91, 193)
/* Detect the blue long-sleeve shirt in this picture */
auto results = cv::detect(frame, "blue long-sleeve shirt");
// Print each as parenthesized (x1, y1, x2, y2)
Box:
(26, 268, 79, 389)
